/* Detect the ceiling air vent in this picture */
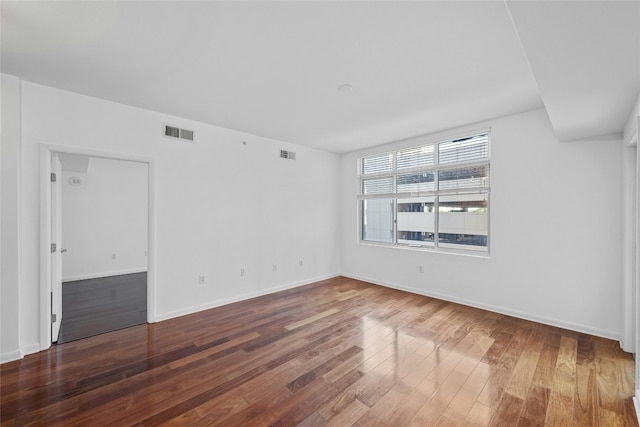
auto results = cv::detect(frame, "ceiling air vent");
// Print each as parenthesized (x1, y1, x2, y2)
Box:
(164, 124, 195, 142)
(280, 150, 296, 160)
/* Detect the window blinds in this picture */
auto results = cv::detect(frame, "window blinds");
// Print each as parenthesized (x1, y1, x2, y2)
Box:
(362, 153, 392, 175)
(438, 134, 489, 164)
(396, 145, 434, 170)
(360, 133, 490, 197)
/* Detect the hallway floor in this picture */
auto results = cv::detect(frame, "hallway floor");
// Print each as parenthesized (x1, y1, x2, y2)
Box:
(56, 272, 147, 344)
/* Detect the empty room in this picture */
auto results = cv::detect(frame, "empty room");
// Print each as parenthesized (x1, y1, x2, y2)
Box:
(1, 1, 639, 426)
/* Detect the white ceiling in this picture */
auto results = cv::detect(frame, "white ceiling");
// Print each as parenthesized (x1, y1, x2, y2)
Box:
(507, 0, 639, 142)
(1, 1, 638, 153)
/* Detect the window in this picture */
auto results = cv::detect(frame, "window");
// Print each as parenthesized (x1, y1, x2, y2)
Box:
(358, 133, 490, 253)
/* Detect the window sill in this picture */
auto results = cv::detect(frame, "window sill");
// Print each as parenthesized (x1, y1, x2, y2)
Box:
(358, 240, 490, 259)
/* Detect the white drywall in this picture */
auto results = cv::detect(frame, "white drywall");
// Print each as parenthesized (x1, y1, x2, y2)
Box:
(61, 157, 148, 281)
(1, 76, 628, 362)
(341, 108, 624, 340)
(7, 79, 340, 358)
(1, 74, 22, 362)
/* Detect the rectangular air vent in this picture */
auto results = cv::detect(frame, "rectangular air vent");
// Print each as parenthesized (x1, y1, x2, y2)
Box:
(280, 150, 296, 160)
(164, 124, 195, 142)
(179, 129, 194, 141)
(165, 125, 179, 138)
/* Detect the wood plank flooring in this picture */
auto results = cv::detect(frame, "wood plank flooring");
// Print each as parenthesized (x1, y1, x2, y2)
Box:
(1, 276, 636, 426)
(57, 272, 147, 344)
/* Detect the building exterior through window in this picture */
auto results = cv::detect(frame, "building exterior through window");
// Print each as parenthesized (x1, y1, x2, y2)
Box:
(358, 133, 490, 253)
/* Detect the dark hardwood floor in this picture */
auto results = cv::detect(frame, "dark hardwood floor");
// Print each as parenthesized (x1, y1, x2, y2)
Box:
(1, 276, 636, 426)
(56, 272, 147, 344)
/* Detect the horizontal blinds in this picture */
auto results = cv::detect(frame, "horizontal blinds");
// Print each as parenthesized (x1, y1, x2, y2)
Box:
(363, 176, 394, 195)
(362, 153, 392, 175)
(359, 132, 489, 197)
(438, 165, 489, 192)
(396, 145, 434, 170)
(396, 172, 435, 194)
(438, 134, 489, 165)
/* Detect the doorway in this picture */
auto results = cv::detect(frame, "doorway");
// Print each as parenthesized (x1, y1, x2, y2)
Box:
(56, 155, 149, 343)
(40, 146, 155, 349)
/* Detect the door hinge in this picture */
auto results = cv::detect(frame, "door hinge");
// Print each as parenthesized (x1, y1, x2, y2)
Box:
(50, 172, 57, 182)
(51, 243, 57, 253)
(51, 313, 57, 323)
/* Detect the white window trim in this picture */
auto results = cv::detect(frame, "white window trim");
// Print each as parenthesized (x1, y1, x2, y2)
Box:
(357, 131, 491, 256)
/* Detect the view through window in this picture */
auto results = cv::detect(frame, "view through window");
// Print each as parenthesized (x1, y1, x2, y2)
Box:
(359, 133, 490, 252)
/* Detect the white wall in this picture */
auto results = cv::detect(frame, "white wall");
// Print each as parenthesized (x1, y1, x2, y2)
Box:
(1, 74, 22, 362)
(341, 108, 624, 340)
(61, 157, 148, 281)
(2, 76, 629, 362)
(6, 79, 340, 359)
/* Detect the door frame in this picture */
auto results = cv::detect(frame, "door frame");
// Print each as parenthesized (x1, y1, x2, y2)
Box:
(50, 152, 62, 342)
(39, 144, 156, 349)
(623, 133, 637, 353)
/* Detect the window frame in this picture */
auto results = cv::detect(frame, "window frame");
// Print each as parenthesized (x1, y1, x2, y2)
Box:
(357, 131, 491, 256)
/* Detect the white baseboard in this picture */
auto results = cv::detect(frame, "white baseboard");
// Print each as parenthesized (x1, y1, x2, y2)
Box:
(1, 342, 42, 365)
(63, 268, 147, 283)
(154, 272, 340, 323)
(620, 337, 635, 354)
(21, 343, 41, 357)
(341, 272, 621, 342)
(0, 349, 23, 364)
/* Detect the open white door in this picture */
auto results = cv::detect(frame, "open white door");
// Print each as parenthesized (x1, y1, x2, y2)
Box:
(51, 153, 63, 342)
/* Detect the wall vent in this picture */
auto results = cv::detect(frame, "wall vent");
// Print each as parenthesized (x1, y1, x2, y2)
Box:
(280, 150, 296, 160)
(179, 129, 194, 141)
(164, 124, 195, 142)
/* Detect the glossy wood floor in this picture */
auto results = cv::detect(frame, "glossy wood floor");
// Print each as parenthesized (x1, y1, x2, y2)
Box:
(1, 277, 636, 426)
(57, 272, 147, 344)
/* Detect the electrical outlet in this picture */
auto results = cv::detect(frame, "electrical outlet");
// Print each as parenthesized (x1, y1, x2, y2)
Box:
(240, 268, 245, 277)
(272, 264, 277, 272)
(199, 275, 205, 285)
(111, 253, 117, 260)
